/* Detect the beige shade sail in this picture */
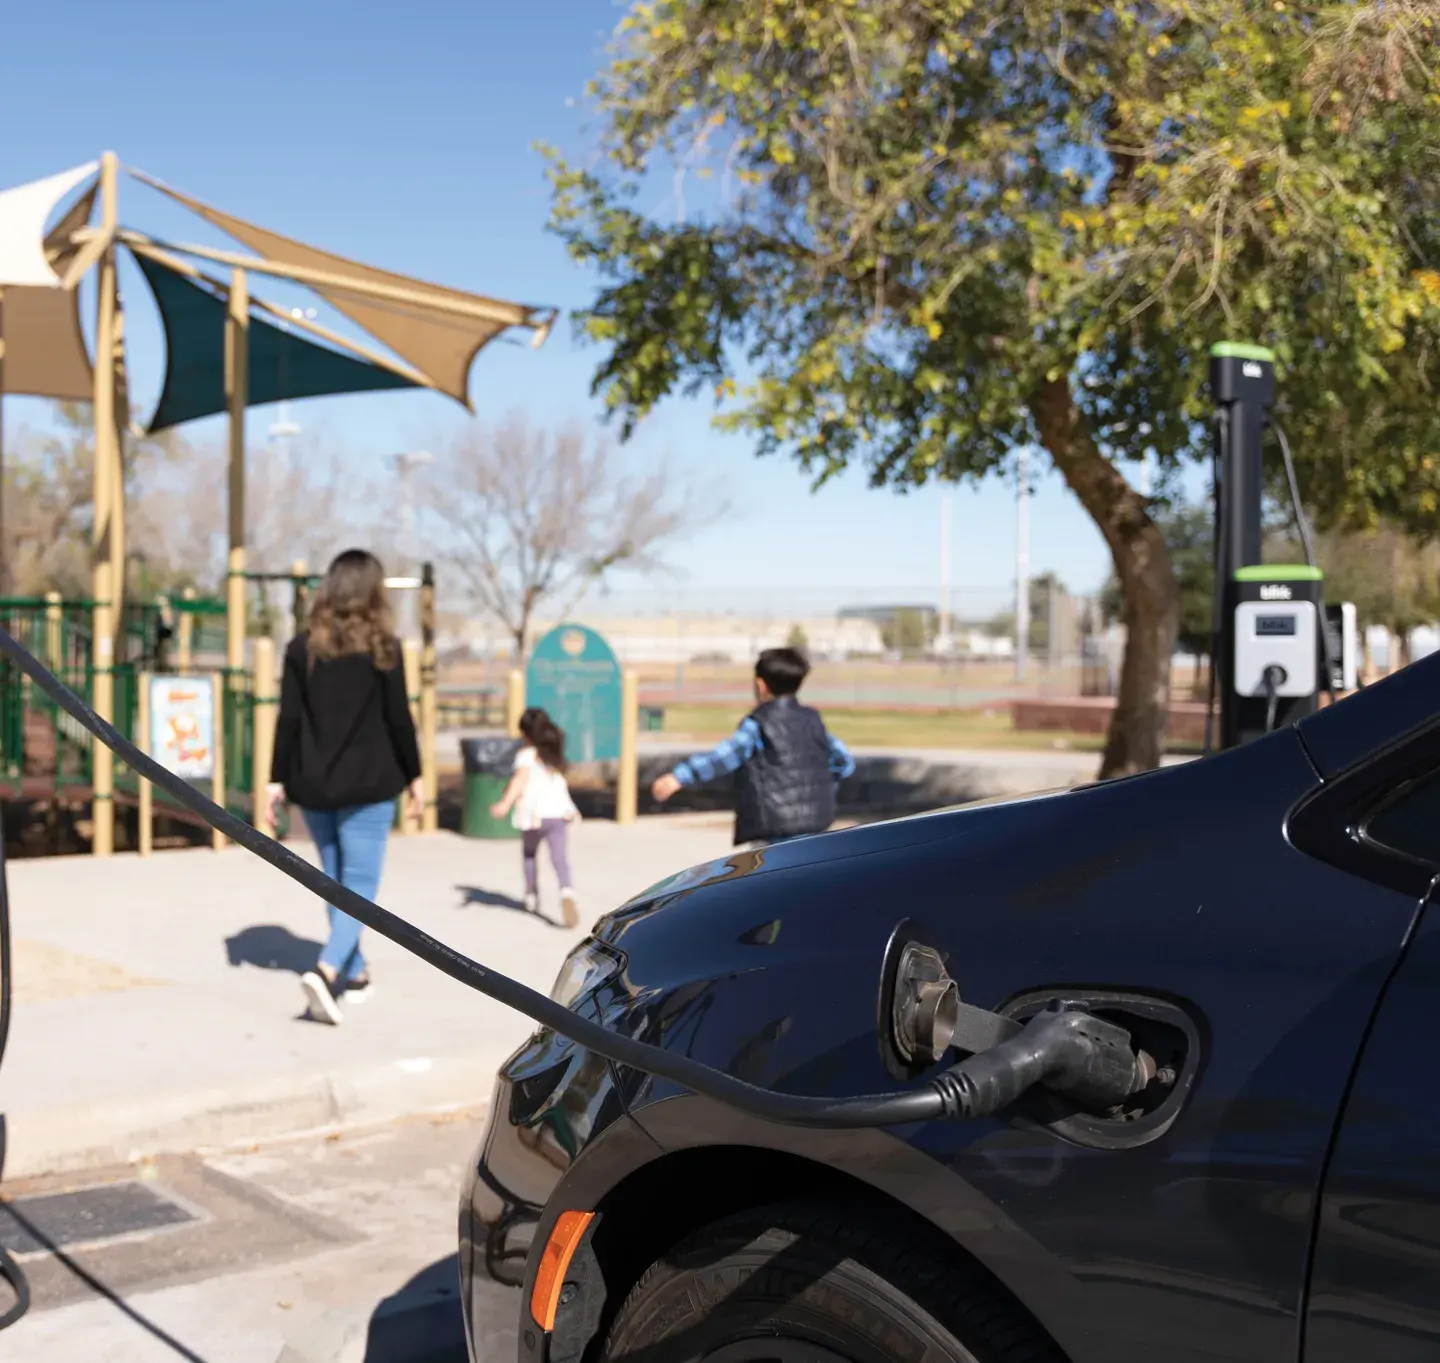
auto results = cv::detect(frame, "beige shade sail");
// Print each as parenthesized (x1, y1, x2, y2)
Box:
(0, 185, 98, 401)
(136, 171, 548, 408)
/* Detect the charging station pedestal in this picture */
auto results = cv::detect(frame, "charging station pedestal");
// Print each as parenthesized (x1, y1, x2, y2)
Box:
(1224, 566, 1323, 747)
(1210, 342, 1329, 748)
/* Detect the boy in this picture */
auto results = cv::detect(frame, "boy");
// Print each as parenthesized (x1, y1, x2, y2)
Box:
(651, 647, 855, 847)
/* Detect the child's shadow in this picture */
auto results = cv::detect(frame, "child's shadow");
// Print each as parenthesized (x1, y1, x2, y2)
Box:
(455, 885, 526, 911)
(454, 885, 567, 930)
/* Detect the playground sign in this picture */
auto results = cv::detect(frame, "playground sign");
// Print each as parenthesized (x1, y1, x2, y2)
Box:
(146, 675, 218, 780)
(526, 624, 622, 763)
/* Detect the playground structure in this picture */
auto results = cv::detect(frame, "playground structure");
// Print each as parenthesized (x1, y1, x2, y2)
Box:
(0, 155, 554, 853)
(0, 561, 442, 851)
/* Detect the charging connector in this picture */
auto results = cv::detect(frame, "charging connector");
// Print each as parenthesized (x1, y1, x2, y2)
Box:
(929, 1002, 1150, 1120)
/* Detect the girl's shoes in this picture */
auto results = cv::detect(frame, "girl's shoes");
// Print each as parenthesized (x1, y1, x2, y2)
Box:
(524, 892, 539, 915)
(301, 970, 344, 1025)
(560, 888, 579, 929)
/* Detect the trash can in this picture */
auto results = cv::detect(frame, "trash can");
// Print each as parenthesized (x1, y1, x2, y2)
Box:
(460, 737, 524, 839)
(640, 705, 666, 732)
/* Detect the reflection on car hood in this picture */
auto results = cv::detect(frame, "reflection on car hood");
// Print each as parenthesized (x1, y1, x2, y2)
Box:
(605, 785, 1074, 919)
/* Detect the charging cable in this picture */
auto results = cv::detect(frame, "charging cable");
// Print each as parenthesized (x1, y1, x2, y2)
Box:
(1270, 418, 1338, 705)
(0, 624, 1160, 1334)
(0, 625, 1149, 1133)
(0, 812, 29, 1332)
(1261, 664, 1285, 735)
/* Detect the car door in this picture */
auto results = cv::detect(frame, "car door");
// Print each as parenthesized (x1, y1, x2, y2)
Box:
(1301, 737, 1440, 1360)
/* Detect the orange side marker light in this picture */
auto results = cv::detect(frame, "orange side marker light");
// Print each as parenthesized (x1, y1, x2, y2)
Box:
(530, 1209, 595, 1332)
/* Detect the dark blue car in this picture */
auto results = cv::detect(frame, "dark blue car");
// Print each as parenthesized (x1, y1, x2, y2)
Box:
(460, 653, 1440, 1363)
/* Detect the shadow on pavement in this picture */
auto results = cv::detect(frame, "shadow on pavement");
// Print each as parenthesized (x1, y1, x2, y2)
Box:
(454, 885, 527, 912)
(365, 1253, 466, 1361)
(224, 924, 322, 975)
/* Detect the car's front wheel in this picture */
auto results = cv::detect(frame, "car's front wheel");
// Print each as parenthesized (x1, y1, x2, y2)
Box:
(600, 1200, 1062, 1363)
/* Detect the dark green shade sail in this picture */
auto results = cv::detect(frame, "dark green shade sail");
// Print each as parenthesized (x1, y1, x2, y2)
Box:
(135, 251, 418, 433)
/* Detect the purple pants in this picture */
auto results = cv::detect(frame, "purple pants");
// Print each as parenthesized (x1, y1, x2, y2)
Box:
(522, 819, 573, 894)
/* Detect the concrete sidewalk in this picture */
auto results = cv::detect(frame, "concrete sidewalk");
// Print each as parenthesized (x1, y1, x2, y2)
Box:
(0, 817, 736, 1180)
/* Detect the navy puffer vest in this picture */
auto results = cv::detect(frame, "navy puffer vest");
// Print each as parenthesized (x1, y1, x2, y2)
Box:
(733, 696, 836, 845)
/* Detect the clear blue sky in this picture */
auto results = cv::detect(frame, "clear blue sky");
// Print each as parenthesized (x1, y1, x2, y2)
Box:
(0, 0, 1200, 618)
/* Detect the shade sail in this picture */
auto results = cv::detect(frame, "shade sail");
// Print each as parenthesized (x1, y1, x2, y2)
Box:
(0, 184, 98, 400)
(0, 162, 98, 287)
(135, 251, 419, 433)
(139, 172, 541, 407)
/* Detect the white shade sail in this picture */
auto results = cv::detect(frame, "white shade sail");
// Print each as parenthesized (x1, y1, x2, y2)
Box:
(0, 162, 98, 287)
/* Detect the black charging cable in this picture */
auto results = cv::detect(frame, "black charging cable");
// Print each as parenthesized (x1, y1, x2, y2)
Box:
(0, 624, 1149, 1152)
(1261, 664, 1284, 735)
(1270, 417, 1338, 705)
(1203, 409, 1226, 757)
(0, 810, 31, 1331)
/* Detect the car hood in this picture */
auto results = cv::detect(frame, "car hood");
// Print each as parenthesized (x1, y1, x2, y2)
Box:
(595, 783, 1084, 934)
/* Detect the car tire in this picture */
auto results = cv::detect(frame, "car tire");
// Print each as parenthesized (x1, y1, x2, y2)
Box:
(600, 1200, 1063, 1363)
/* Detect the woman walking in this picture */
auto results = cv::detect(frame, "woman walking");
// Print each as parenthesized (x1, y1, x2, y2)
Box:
(490, 707, 580, 927)
(266, 549, 421, 1025)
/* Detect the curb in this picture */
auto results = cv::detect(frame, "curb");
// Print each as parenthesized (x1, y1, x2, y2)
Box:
(1, 1051, 502, 1180)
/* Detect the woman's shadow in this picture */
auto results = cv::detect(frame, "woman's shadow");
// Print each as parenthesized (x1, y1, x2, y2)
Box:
(224, 924, 323, 974)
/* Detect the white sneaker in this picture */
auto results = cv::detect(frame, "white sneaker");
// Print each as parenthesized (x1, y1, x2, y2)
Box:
(344, 977, 374, 1007)
(560, 889, 579, 929)
(301, 971, 343, 1025)
(524, 893, 539, 915)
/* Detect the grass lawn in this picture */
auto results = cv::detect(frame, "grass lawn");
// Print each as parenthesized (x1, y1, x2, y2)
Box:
(657, 702, 1109, 753)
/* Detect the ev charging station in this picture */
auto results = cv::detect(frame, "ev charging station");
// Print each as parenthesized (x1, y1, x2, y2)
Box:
(1209, 342, 1352, 749)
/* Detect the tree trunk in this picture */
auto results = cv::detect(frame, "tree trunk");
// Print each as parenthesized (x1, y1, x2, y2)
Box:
(1030, 376, 1179, 778)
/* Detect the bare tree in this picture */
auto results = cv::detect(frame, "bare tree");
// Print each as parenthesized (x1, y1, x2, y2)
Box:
(5, 403, 189, 598)
(144, 432, 387, 592)
(428, 416, 718, 659)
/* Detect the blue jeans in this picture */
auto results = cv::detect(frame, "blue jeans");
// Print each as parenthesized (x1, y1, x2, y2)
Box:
(301, 801, 393, 983)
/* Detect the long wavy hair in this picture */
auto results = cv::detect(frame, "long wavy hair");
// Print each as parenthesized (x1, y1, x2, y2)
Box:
(306, 549, 399, 670)
(519, 707, 567, 772)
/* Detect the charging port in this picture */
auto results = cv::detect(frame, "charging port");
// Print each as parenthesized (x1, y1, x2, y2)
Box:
(998, 990, 1202, 1150)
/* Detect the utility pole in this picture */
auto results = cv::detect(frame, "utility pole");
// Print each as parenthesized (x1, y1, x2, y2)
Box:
(1015, 447, 1030, 683)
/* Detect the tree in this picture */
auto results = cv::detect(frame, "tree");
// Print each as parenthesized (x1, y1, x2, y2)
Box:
(427, 416, 714, 660)
(130, 431, 381, 607)
(544, 0, 1440, 776)
(786, 624, 808, 653)
(881, 607, 932, 655)
(5, 402, 189, 598)
(1268, 519, 1440, 669)
(1102, 501, 1216, 660)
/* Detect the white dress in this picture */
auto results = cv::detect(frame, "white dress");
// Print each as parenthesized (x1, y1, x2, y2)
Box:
(511, 747, 578, 831)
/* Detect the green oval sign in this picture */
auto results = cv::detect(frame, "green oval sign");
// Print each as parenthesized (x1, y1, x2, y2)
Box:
(526, 624, 622, 763)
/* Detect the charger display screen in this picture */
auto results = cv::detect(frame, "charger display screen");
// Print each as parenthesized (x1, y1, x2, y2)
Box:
(1255, 614, 1297, 637)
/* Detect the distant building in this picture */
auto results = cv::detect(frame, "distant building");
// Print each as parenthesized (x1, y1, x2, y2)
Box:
(440, 611, 886, 664)
(838, 604, 939, 632)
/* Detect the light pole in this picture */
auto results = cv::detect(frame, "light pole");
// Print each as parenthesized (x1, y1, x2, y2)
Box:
(938, 482, 952, 657)
(1015, 447, 1030, 683)
(269, 307, 315, 454)
(392, 450, 434, 637)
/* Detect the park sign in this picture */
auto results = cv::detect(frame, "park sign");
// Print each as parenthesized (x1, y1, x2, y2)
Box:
(146, 675, 218, 781)
(526, 624, 622, 764)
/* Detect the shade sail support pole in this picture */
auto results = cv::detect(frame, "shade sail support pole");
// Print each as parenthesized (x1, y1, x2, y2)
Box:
(117, 229, 548, 333)
(225, 268, 249, 688)
(91, 151, 119, 858)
